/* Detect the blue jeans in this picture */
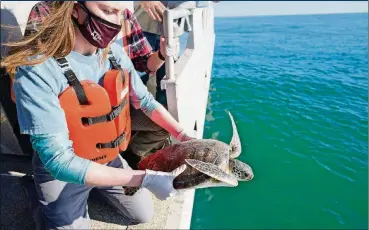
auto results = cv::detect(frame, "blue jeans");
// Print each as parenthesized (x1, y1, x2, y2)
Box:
(28, 154, 154, 229)
(142, 32, 167, 108)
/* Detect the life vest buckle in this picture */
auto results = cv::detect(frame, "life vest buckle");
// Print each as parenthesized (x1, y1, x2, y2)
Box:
(81, 117, 94, 126)
(107, 111, 116, 121)
(109, 103, 124, 120)
(96, 132, 126, 149)
(80, 98, 127, 127)
(96, 143, 104, 149)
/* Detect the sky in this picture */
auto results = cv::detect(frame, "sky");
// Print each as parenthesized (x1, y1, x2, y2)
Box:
(212, 1, 368, 17)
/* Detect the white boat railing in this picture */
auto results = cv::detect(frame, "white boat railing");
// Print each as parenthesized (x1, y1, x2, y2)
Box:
(162, 6, 215, 142)
(160, 6, 215, 229)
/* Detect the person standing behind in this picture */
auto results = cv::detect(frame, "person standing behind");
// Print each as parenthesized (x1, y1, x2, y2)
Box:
(133, 1, 198, 108)
(126, 1, 198, 160)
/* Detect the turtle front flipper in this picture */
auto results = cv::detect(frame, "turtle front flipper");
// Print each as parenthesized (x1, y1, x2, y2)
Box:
(227, 111, 242, 158)
(185, 159, 238, 187)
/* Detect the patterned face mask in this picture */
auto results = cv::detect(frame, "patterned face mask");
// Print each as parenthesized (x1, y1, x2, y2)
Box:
(73, 2, 121, 48)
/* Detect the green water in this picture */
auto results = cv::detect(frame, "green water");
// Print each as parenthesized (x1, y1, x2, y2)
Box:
(190, 13, 368, 229)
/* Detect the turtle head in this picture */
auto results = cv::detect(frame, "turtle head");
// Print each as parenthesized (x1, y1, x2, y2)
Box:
(229, 158, 254, 181)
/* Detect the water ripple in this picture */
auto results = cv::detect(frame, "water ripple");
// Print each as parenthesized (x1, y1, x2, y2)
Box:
(311, 156, 355, 182)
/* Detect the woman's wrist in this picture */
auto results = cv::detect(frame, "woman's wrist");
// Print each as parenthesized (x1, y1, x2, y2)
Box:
(135, 170, 146, 186)
(175, 129, 194, 142)
(147, 51, 165, 73)
(157, 49, 165, 61)
(119, 169, 146, 187)
(85, 162, 147, 187)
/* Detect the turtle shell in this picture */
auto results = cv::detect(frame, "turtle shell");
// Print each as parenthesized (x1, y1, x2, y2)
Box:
(137, 139, 230, 189)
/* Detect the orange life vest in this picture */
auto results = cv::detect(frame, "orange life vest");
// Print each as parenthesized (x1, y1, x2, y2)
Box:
(54, 50, 131, 164)
(8, 51, 130, 164)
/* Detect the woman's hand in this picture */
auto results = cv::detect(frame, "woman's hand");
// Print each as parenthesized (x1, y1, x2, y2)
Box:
(141, 164, 187, 200)
(139, 1, 166, 22)
(175, 129, 196, 142)
(147, 36, 179, 72)
(148, 105, 197, 143)
(159, 36, 180, 59)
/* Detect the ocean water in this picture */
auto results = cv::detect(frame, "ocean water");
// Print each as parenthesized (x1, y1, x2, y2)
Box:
(187, 13, 368, 229)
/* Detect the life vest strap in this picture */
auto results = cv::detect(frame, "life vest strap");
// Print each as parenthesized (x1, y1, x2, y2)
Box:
(96, 132, 126, 149)
(107, 50, 121, 70)
(81, 98, 127, 126)
(54, 57, 89, 105)
(55, 49, 120, 105)
(107, 50, 127, 84)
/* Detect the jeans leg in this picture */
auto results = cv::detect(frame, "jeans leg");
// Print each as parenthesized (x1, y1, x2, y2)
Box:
(31, 154, 92, 230)
(94, 155, 154, 225)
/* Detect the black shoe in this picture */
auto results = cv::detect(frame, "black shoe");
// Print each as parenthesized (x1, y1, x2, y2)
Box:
(19, 174, 38, 210)
(20, 174, 35, 195)
(19, 174, 44, 230)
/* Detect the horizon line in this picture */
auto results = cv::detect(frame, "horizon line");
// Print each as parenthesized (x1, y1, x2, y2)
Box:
(214, 11, 368, 18)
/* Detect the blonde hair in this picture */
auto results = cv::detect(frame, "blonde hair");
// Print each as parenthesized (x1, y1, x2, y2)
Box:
(1, 2, 75, 76)
(1, 1, 114, 77)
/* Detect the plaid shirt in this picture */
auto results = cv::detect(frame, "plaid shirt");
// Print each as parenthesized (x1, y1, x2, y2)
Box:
(24, 1, 154, 74)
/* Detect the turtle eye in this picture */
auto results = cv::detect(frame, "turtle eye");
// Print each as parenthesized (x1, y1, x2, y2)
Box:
(239, 171, 249, 179)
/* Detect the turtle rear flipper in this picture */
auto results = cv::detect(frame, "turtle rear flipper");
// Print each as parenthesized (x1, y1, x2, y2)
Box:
(227, 111, 242, 158)
(185, 159, 238, 187)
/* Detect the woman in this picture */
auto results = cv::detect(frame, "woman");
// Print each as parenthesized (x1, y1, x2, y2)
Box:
(2, 1, 192, 229)
(24, 1, 173, 159)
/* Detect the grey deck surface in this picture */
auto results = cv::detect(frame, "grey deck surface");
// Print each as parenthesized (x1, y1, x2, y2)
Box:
(0, 155, 177, 230)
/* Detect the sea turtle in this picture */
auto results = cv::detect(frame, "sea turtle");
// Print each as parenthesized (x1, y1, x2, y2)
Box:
(123, 111, 253, 195)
